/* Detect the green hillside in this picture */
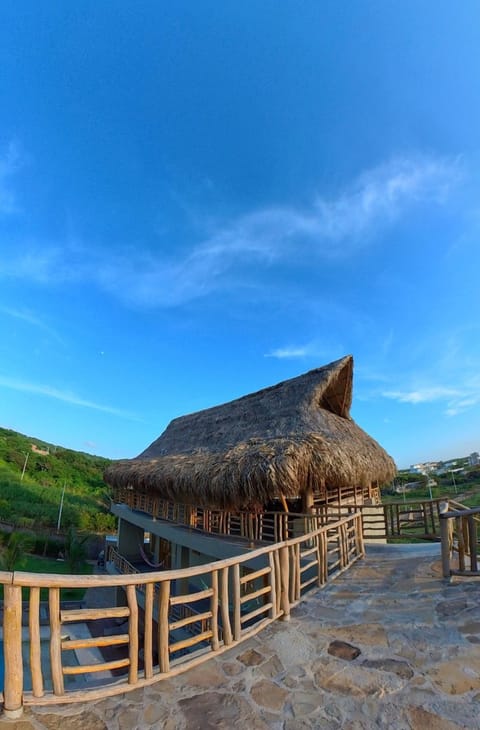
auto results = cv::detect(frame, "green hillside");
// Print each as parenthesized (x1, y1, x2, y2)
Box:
(0, 427, 115, 532)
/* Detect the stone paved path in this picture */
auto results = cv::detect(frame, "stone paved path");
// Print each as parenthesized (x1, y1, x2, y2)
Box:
(2, 544, 479, 729)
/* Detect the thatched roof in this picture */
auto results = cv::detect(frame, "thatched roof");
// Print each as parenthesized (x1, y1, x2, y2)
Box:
(105, 355, 395, 509)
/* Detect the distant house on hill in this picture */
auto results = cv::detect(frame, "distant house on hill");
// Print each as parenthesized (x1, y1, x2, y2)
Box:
(30, 444, 49, 456)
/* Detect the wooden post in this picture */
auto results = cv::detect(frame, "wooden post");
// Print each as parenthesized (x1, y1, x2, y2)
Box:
(126, 584, 138, 684)
(439, 514, 451, 579)
(210, 570, 220, 651)
(294, 544, 301, 601)
(274, 513, 279, 542)
(463, 517, 470, 556)
(423, 502, 429, 536)
(339, 523, 347, 568)
(315, 533, 323, 587)
(456, 516, 466, 572)
(354, 514, 363, 556)
(302, 486, 314, 514)
(268, 552, 277, 619)
(248, 513, 253, 541)
(289, 546, 296, 604)
(3, 584, 23, 718)
(219, 567, 233, 646)
(144, 583, 154, 679)
(233, 563, 241, 641)
(158, 580, 170, 673)
(49, 587, 64, 696)
(29, 586, 44, 698)
(386, 504, 393, 538)
(273, 550, 281, 614)
(279, 546, 290, 621)
(468, 516, 478, 572)
(429, 501, 435, 535)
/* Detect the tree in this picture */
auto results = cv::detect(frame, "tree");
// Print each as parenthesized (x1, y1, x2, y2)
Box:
(64, 527, 88, 572)
(0, 532, 34, 570)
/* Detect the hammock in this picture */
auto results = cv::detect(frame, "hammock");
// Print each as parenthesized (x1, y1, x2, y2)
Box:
(139, 543, 164, 569)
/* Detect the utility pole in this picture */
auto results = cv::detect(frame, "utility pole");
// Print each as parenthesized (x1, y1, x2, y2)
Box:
(20, 452, 29, 481)
(451, 470, 457, 494)
(57, 481, 66, 532)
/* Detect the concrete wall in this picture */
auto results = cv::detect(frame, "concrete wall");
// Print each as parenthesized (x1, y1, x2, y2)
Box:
(117, 517, 144, 560)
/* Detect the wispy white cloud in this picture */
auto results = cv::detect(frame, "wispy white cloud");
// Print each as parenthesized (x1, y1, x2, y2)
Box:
(83, 440, 98, 449)
(0, 141, 22, 215)
(383, 380, 480, 417)
(264, 337, 345, 361)
(265, 346, 311, 359)
(311, 156, 460, 245)
(0, 305, 64, 343)
(0, 375, 142, 421)
(0, 154, 462, 307)
(383, 386, 461, 404)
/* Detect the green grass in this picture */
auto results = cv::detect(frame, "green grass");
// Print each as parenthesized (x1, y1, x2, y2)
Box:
(0, 554, 94, 602)
(460, 493, 480, 509)
(382, 481, 480, 506)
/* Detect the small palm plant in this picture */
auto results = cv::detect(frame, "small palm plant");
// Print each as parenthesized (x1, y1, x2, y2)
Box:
(0, 532, 34, 571)
(64, 527, 89, 573)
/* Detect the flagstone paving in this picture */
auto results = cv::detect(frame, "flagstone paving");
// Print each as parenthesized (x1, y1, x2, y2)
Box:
(2, 544, 479, 729)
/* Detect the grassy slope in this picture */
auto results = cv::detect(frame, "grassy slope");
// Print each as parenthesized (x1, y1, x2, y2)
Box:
(0, 426, 115, 532)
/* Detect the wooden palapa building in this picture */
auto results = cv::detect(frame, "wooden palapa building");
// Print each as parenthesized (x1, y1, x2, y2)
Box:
(105, 355, 395, 513)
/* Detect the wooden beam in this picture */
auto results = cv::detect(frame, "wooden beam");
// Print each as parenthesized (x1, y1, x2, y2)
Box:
(279, 494, 289, 513)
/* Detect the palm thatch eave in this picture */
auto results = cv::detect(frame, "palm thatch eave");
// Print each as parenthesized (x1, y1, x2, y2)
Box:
(106, 421, 395, 511)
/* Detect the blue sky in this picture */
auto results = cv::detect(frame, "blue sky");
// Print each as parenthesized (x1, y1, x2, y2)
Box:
(1, 2, 479, 469)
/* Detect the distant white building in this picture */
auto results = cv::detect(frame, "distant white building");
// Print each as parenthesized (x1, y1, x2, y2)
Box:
(469, 452, 480, 466)
(409, 462, 438, 475)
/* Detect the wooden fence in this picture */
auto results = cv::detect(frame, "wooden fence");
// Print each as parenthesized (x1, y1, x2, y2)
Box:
(440, 504, 480, 578)
(0, 512, 363, 716)
(337, 498, 460, 541)
(113, 487, 456, 543)
(113, 489, 339, 542)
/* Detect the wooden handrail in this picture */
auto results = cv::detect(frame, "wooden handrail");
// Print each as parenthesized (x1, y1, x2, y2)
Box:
(112, 489, 359, 542)
(1, 512, 364, 712)
(441, 505, 480, 519)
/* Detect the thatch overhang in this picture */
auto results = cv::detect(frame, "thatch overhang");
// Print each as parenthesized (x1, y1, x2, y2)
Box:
(105, 355, 396, 509)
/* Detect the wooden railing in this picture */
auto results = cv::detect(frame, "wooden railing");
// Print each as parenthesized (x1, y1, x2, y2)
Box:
(108, 549, 141, 577)
(316, 483, 379, 506)
(114, 488, 468, 543)
(440, 503, 480, 578)
(337, 498, 457, 540)
(0, 512, 363, 715)
(113, 489, 353, 542)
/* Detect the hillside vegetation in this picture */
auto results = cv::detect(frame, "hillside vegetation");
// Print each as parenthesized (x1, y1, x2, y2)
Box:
(382, 462, 480, 508)
(0, 427, 115, 532)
